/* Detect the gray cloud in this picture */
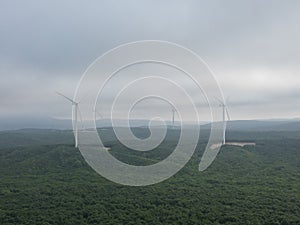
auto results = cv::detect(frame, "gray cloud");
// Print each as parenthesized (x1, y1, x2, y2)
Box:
(0, 0, 300, 122)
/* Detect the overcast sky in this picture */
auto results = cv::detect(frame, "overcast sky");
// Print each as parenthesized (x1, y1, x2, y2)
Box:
(1, 0, 300, 123)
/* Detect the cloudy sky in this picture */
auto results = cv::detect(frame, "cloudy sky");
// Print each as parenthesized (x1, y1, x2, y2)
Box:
(1, 0, 300, 125)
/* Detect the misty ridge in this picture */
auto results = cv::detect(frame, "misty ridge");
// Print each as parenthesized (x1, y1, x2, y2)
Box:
(1, 116, 300, 131)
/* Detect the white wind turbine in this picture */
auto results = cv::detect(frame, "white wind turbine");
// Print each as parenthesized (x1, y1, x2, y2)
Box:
(94, 109, 104, 128)
(56, 92, 80, 148)
(94, 109, 103, 120)
(171, 107, 176, 129)
(215, 97, 230, 145)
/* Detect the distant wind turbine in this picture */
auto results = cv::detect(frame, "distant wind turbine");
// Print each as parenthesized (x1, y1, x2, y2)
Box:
(94, 109, 103, 120)
(215, 97, 230, 145)
(56, 92, 80, 148)
(171, 107, 176, 129)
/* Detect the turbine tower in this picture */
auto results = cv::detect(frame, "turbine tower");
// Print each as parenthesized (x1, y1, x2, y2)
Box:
(216, 97, 230, 145)
(171, 107, 175, 129)
(56, 92, 79, 148)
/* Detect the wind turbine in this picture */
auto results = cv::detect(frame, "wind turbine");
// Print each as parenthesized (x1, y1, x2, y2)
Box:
(56, 92, 80, 148)
(215, 97, 230, 145)
(171, 107, 176, 129)
(94, 109, 104, 129)
(94, 109, 103, 120)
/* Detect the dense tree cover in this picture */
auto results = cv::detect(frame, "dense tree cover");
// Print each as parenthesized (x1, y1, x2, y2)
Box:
(0, 129, 300, 224)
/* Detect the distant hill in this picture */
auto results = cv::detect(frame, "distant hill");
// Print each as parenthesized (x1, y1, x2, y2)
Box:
(205, 120, 300, 131)
(0, 116, 72, 131)
(1, 116, 300, 131)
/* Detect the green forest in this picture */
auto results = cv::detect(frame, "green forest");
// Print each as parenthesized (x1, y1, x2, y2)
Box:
(0, 128, 300, 224)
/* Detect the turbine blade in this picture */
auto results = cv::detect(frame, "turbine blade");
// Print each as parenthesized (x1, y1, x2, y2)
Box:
(225, 107, 230, 121)
(225, 96, 230, 105)
(214, 96, 225, 106)
(95, 110, 103, 119)
(56, 91, 76, 104)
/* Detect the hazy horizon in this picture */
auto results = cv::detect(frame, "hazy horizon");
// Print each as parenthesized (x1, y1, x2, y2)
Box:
(1, 115, 300, 132)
